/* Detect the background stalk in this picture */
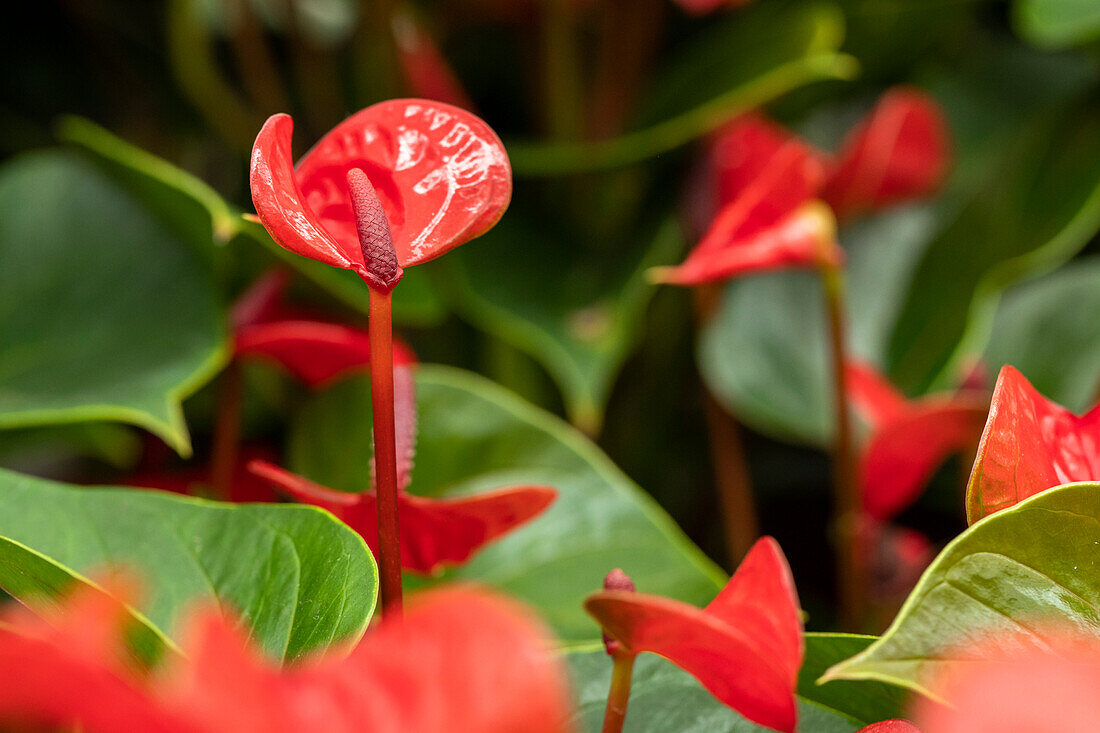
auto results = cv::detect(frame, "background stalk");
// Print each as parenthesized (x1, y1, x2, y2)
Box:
(601, 651, 636, 733)
(820, 263, 864, 630)
(369, 287, 403, 617)
(210, 361, 242, 500)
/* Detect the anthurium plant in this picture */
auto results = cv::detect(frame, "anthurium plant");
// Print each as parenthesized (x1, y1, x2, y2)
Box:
(3, 1, 1100, 731)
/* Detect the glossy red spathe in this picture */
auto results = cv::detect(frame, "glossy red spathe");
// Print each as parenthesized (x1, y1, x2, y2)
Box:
(250, 100, 511, 281)
(585, 537, 803, 732)
(847, 361, 987, 521)
(966, 365, 1100, 524)
(0, 582, 573, 733)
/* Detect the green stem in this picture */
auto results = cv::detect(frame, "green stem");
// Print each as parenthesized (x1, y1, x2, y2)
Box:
(820, 262, 863, 630)
(369, 287, 403, 618)
(601, 651, 636, 733)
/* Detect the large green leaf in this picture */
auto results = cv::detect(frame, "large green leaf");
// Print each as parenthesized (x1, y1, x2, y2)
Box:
(288, 365, 725, 642)
(566, 648, 862, 732)
(506, 2, 856, 176)
(822, 482, 1100, 697)
(798, 633, 909, 725)
(0, 151, 227, 455)
(442, 217, 681, 434)
(0, 467, 377, 663)
(1014, 0, 1100, 48)
(985, 257, 1100, 413)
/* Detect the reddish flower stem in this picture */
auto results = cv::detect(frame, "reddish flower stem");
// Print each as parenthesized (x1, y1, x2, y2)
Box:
(820, 262, 864, 630)
(369, 287, 403, 618)
(601, 650, 636, 733)
(210, 361, 242, 500)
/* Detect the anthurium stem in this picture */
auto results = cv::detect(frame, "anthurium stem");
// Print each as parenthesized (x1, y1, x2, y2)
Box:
(347, 167, 406, 619)
(369, 287, 403, 618)
(210, 361, 242, 500)
(601, 650, 636, 733)
(820, 262, 864, 630)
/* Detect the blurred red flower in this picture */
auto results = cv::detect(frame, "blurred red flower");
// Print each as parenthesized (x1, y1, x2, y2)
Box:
(585, 537, 803, 732)
(847, 360, 987, 521)
(0, 582, 573, 733)
(966, 365, 1100, 523)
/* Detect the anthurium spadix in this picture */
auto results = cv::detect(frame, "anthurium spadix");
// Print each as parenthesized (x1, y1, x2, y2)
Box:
(585, 537, 803, 732)
(966, 365, 1100, 523)
(250, 100, 511, 617)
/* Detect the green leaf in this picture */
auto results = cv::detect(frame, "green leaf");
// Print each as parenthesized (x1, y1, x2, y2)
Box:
(288, 365, 725, 642)
(821, 482, 1100, 698)
(0, 467, 377, 663)
(506, 2, 857, 176)
(1014, 0, 1100, 48)
(442, 217, 682, 434)
(985, 256, 1100, 413)
(798, 633, 909, 725)
(566, 649, 862, 732)
(0, 151, 228, 455)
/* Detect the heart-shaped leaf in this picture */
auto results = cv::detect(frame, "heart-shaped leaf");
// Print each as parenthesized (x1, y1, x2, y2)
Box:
(984, 256, 1100, 413)
(506, 2, 856, 176)
(0, 467, 377, 663)
(821, 482, 1100, 697)
(566, 648, 864, 732)
(288, 365, 725, 642)
(0, 151, 227, 455)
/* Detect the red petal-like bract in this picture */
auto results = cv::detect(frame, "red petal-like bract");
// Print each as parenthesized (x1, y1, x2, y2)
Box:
(912, 632, 1100, 733)
(654, 116, 837, 286)
(250, 100, 511, 280)
(847, 361, 987, 520)
(857, 722, 921, 733)
(124, 445, 280, 503)
(966, 365, 1100, 524)
(248, 460, 556, 575)
(0, 583, 572, 733)
(585, 537, 803, 732)
(822, 88, 949, 219)
(234, 320, 416, 389)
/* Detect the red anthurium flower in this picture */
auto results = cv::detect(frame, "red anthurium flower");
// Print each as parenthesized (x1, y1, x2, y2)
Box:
(0, 582, 573, 732)
(124, 445, 280, 503)
(247, 365, 556, 574)
(911, 632, 1100, 733)
(585, 537, 803, 732)
(652, 116, 837, 286)
(250, 99, 511, 279)
(860, 519, 931, 602)
(966, 365, 1100, 524)
(235, 320, 417, 390)
(847, 361, 987, 521)
(822, 88, 949, 219)
(248, 460, 555, 574)
(673, 0, 753, 15)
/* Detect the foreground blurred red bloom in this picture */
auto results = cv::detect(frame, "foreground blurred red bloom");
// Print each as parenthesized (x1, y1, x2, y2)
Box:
(250, 99, 511, 280)
(858, 722, 920, 733)
(659, 88, 948, 287)
(847, 361, 987, 520)
(586, 537, 803, 732)
(966, 365, 1100, 524)
(0, 582, 572, 733)
(911, 632, 1100, 733)
(822, 88, 950, 219)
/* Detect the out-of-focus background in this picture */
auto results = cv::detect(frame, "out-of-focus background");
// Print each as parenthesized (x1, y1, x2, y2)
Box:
(3, 0, 1100, 627)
